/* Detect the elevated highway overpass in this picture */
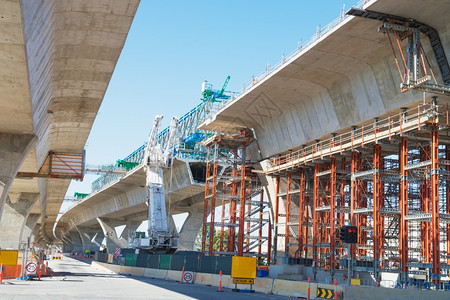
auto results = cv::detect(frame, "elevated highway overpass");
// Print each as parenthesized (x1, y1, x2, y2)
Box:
(199, 0, 450, 284)
(0, 0, 140, 249)
(50, 0, 450, 285)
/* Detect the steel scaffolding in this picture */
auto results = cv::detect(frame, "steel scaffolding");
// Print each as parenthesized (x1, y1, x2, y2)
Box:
(267, 99, 450, 284)
(201, 131, 271, 262)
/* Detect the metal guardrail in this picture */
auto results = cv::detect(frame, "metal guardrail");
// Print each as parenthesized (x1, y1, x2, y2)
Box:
(267, 103, 440, 174)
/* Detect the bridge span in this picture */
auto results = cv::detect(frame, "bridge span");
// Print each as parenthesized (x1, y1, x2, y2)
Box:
(0, 0, 140, 249)
(55, 0, 450, 287)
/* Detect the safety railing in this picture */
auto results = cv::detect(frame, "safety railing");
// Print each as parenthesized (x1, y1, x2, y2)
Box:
(266, 102, 443, 174)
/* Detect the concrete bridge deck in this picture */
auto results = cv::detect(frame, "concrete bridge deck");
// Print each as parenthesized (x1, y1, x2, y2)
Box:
(56, 159, 207, 252)
(200, 0, 450, 159)
(0, 0, 140, 249)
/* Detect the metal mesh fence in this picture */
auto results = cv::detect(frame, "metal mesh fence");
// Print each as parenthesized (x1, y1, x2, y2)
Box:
(147, 255, 159, 269)
(159, 255, 171, 270)
(108, 251, 232, 275)
(216, 256, 232, 275)
(125, 253, 136, 266)
(136, 254, 147, 267)
(199, 256, 216, 274)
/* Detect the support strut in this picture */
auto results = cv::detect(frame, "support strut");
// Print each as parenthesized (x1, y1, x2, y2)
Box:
(431, 124, 440, 282)
(399, 137, 409, 280)
(373, 144, 382, 284)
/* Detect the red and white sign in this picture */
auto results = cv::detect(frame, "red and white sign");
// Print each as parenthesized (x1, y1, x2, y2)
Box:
(114, 248, 121, 260)
(182, 271, 194, 284)
(26, 261, 37, 275)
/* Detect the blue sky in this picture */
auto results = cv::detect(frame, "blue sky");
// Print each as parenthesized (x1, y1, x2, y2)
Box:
(66, 0, 358, 197)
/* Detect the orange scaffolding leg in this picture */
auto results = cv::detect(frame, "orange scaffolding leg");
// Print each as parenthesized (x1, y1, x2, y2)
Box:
(373, 144, 382, 284)
(339, 157, 346, 257)
(237, 163, 246, 256)
(228, 168, 238, 253)
(285, 172, 292, 257)
(350, 152, 359, 259)
(431, 124, 440, 283)
(399, 137, 409, 280)
(305, 196, 310, 258)
(220, 188, 226, 252)
(357, 155, 366, 258)
(421, 146, 431, 263)
(299, 169, 305, 257)
(208, 159, 218, 256)
(202, 151, 211, 254)
(340, 157, 346, 227)
(273, 176, 280, 262)
(330, 157, 337, 274)
(313, 163, 320, 274)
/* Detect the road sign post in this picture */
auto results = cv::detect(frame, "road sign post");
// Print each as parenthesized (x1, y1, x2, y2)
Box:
(25, 261, 37, 276)
(182, 271, 194, 284)
(317, 287, 336, 299)
(231, 256, 256, 293)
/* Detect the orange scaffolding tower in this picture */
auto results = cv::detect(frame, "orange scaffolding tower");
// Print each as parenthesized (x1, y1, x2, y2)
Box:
(201, 131, 271, 262)
(267, 99, 450, 284)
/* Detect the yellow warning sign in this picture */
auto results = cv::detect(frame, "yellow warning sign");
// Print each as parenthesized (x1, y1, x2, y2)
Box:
(317, 287, 334, 299)
(233, 278, 254, 284)
(0, 250, 18, 266)
(231, 256, 257, 279)
(351, 278, 361, 286)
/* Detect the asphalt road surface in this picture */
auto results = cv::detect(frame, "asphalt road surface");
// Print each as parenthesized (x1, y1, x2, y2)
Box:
(0, 256, 291, 300)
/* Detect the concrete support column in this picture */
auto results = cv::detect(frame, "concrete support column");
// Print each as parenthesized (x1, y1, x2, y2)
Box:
(167, 214, 177, 235)
(0, 192, 39, 249)
(96, 218, 127, 254)
(0, 133, 37, 220)
(260, 160, 287, 262)
(178, 207, 204, 251)
(65, 231, 83, 253)
(120, 221, 141, 247)
(78, 226, 105, 252)
(62, 236, 74, 253)
(21, 213, 40, 244)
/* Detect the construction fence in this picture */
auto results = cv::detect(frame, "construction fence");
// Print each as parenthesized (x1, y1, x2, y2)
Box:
(96, 251, 233, 275)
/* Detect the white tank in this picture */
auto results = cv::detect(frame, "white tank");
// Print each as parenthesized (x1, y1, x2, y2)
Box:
(201, 80, 208, 93)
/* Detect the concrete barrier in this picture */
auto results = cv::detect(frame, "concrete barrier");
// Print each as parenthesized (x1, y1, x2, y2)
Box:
(252, 277, 275, 294)
(92, 261, 121, 274)
(272, 278, 313, 298)
(166, 270, 183, 282)
(119, 265, 145, 276)
(194, 272, 221, 286)
(343, 285, 450, 300)
(143, 268, 167, 279)
(91, 262, 450, 300)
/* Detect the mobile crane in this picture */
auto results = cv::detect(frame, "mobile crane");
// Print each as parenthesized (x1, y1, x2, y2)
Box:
(135, 115, 180, 253)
